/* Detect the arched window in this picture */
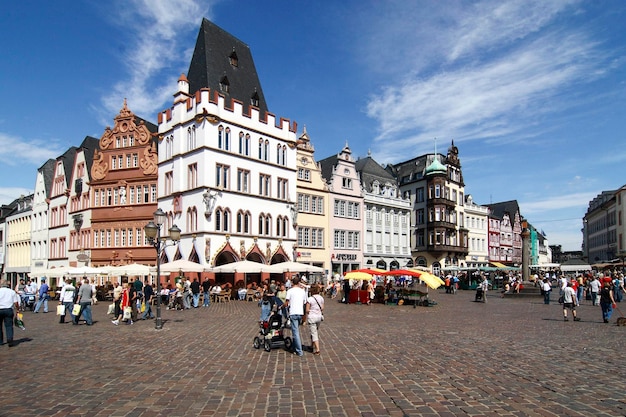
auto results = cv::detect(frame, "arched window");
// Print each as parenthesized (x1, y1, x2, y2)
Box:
(224, 127, 231, 151)
(218, 125, 224, 149)
(263, 140, 270, 161)
(258, 138, 264, 160)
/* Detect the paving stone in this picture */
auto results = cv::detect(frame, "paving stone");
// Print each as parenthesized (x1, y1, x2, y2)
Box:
(0, 292, 625, 416)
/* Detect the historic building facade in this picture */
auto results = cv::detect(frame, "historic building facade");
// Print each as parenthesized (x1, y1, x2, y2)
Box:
(486, 200, 523, 265)
(387, 142, 468, 275)
(355, 153, 411, 270)
(156, 19, 296, 284)
(89, 101, 159, 267)
(294, 128, 330, 273)
(583, 185, 625, 264)
(463, 194, 489, 269)
(319, 144, 364, 276)
(4, 194, 34, 285)
(30, 159, 55, 280)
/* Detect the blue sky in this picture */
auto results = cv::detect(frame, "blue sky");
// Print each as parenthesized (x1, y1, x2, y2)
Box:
(1, 0, 625, 252)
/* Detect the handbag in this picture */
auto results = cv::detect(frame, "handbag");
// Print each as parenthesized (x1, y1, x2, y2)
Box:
(56, 305, 65, 315)
(122, 306, 132, 320)
(72, 304, 81, 316)
(312, 295, 324, 321)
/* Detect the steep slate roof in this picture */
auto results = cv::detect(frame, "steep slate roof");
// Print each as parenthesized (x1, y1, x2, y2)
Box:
(38, 158, 56, 200)
(59, 146, 78, 188)
(355, 155, 397, 193)
(79, 136, 100, 175)
(485, 200, 521, 224)
(317, 154, 338, 185)
(187, 18, 268, 115)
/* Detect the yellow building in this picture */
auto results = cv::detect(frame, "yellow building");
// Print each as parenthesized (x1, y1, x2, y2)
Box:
(294, 128, 330, 281)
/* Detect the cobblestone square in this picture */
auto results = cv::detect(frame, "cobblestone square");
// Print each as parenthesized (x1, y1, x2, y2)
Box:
(1, 290, 624, 417)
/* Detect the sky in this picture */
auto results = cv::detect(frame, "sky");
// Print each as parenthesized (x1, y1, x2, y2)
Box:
(1, 0, 625, 252)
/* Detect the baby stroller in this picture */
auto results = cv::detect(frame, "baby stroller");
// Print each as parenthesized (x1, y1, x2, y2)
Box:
(253, 309, 293, 352)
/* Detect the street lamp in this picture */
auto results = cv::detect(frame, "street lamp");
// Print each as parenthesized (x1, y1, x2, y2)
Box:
(144, 208, 181, 330)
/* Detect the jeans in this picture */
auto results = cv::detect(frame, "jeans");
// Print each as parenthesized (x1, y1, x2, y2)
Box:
(75, 302, 93, 325)
(142, 302, 154, 319)
(192, 293, 200, 308)
(576, 287, 583, 304)
(290, 314, 303, 355)
(591, 292, 598, 306)
(615, 286, 623, 303)
(60, 302, 74, 323)
(34, 296, 49, 313)
(183, 292, 191, 309)
(203, 291, 210, 307)
(601, 302, 613, 322)
(0, 308, 14, 344)
(543, 290, 551, 304)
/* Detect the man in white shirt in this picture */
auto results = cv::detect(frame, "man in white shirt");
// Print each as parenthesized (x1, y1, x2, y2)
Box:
(589, 276, 601, 306)
(562, 282, 580, 321)
(285, 276, 307, 356)
(0, 279, 20, 347)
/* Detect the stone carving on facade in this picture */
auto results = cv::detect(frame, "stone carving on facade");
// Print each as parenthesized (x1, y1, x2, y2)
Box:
(205, 238, 211, 261)
(139, 142, 158, 175)
(266, 242, 271, 260)
(240, 240, 246, 258)
(91, 149, 108, 180)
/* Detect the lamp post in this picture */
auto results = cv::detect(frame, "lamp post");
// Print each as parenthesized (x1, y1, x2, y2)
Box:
(144, 208, 181, 330)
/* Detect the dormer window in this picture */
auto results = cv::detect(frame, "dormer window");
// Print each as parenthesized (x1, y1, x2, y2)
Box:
(219, 76, 230, 93)
(229, 49, 238, 67)
(250, 91, 259, 107)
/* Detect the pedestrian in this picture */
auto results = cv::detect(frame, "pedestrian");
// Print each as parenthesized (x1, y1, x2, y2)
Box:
(190, 278, 201, 308)
(589, 275, 601, 306)
(128, 279, 138, 322)
(182, 278, 192, 309)
(34, 278, 50, 313)
(142, 280, 155, 320)
(74, 278, 94, 325)
(306, 285, 324, 355)
(562, 282, 580, 321)
(15, 278, 27, 311)
(0, 279, 20, 347)
(366, 280, 374, 305)
(612, 275, 624, 303)
(111, 282, 123, 325)
(201, 277, 211, 307)
(58, 278, 76, 324)
(285, 276, 307, 356)
(541, 278, 552, 305)
(342, 279, 350, 304)
(599, 281, 616, 323)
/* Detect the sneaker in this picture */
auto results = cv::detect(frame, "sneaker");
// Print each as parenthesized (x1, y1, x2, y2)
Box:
(112, 320, 119, 325)
(573, 317, 581, 321)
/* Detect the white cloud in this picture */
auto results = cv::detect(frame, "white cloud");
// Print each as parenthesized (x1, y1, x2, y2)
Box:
(519, 192, 596, 215)
(98, 0, 215, 120)
(0, 132, 62, 166)
(0, 187, 33, 206)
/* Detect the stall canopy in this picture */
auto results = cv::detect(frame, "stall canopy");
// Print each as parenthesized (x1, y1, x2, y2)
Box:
(560, 264, 592, 272)
(381, 269, 444, 289)
(266, 261, 325, 274)
(344, 271, 374, 281)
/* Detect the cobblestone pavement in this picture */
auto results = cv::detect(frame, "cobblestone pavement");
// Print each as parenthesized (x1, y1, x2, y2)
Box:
(1, 290, 624, 417)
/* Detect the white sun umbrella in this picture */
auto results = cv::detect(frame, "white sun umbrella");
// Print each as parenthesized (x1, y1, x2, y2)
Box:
(266, 261, 325, 273)
(41, 266, 74, 277)
(107, 263, 153, 276)
(159, 259, 206, 274)
(211, 260, 274, 273)
(67, 266, 109, 276)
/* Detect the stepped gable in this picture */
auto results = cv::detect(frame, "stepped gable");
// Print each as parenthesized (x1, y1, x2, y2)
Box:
(187, 18, 268, 116)
(355, 155, 396, 193)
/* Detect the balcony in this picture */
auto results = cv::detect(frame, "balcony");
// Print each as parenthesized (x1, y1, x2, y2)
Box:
(426, 243, 468, 256)
(428, 197, 457, 208)
(427, 220, 457, 230)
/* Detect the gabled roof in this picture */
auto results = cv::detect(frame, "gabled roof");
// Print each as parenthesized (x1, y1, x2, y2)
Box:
(58, 147, 78, 187)
(318, 154, 339, 184)
(187, 18, 268, 115)
(38, 158, 56, 200)
(79, 136, 100, 176)
(485, 200, 521, 224)
(355, 155, 397, 193)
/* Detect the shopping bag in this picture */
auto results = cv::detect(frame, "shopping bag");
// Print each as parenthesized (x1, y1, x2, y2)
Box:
(56, 305, 65, 315)
(107, 303, 115, 315)
(72, 304, 81, 316)
(14, 312, 25, 330)
(122, 306, 132, 320)
(141, 302, 146, 313)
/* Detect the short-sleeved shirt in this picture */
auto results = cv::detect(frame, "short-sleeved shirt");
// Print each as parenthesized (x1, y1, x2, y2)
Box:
(286, 286, 307, 315)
